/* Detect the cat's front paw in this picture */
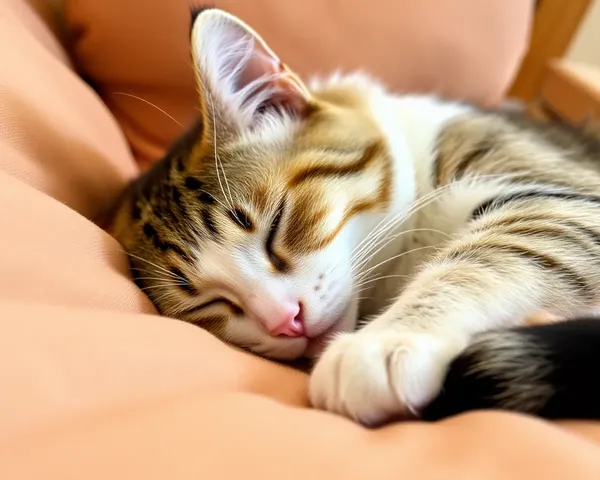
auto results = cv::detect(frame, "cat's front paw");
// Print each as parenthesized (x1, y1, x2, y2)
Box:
(309, 329, 466, 426)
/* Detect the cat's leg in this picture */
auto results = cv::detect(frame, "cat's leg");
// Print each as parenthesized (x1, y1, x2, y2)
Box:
(310, 201, 600, 425)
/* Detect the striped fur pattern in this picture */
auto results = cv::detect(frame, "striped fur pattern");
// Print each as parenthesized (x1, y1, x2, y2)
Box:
(422, 318, 600, 421)
(110, 9, 600, 425)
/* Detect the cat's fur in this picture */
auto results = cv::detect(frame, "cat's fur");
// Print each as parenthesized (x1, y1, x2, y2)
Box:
(109, 8, 600, 426)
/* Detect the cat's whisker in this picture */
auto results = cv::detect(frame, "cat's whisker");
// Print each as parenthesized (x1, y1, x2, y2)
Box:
(127, 256, 180, 280)
(324, 171, 526, 285)
(217, 147, 240, 215)
(352, 274, 409, 291)
(354, 245, 439, 284)
(200, 189, 229, 210)
(355, 245, 438, 282)
(345, 185, 452, 271)
(217, 153, 238, 212)
(139, 283, 187, 292)
(351, 227, 451, 274)
(131, 266, 184, 282)
(209, 94, 234, 210)
(347, 182, 451, 261)
(349, 173, 485, 262)
(136, 278, 187, 290)
(208, 93, 240, 217)
(350, 171, 523, 263)
(352, 232, 439, 280)
(135, 276, 189, 284)
(126, 252, 186, 282)
(150, 291, 181, 306)
(113, 92, 183, 127)
(339, 191, 453, 279)
(347, 172, 523, 274)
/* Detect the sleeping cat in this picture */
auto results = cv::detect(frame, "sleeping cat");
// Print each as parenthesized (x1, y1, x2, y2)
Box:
(109, 8, 600, 426)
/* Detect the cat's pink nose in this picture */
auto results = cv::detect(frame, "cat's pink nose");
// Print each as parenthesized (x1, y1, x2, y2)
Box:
(268, 302, 305, 337)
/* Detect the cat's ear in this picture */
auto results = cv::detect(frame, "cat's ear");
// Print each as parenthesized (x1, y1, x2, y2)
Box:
(190, 9, 312, 131)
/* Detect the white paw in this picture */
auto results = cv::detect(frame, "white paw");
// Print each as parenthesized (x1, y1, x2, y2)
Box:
(309, 329, 466, 426)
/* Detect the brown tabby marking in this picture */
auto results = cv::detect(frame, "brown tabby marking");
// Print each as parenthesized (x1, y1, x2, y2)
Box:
(287, 141, 384, 187)
(435, 114, 600, 192)
(282, 141, 391, 252)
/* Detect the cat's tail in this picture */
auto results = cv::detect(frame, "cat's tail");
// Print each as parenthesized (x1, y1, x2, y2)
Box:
(421, 317, 600, 421)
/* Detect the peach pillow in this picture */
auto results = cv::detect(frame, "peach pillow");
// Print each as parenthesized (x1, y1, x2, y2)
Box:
(64, 0, 533, 169)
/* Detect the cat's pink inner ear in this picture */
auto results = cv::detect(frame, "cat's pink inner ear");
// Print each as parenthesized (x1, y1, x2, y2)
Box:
(239, 47, 311, 117)
(191, 10, 311, 127)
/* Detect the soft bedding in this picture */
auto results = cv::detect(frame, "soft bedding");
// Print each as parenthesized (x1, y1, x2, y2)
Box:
(2, 0, 600, 478)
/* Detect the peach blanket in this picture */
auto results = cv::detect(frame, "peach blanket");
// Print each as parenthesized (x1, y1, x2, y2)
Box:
(2, 1, 600, 478)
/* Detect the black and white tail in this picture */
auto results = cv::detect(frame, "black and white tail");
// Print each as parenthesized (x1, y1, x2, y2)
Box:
(422, 318, 600, 421)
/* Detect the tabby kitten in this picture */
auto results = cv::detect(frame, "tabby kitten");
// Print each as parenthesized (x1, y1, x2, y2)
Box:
(110, 8, 600, 426)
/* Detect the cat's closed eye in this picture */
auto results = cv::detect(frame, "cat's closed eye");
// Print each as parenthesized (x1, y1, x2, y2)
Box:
(228, 208, 254, 231)
(183, 298, 244, 317)
(265, 199, 288, 272)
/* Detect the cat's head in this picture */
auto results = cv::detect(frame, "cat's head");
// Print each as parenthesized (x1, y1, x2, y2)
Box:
(111, 8, 397, 360)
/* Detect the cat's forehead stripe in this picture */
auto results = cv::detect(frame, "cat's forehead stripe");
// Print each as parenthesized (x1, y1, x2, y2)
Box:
(287, 142, 383, 187)
(281, 142, 392, 253)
